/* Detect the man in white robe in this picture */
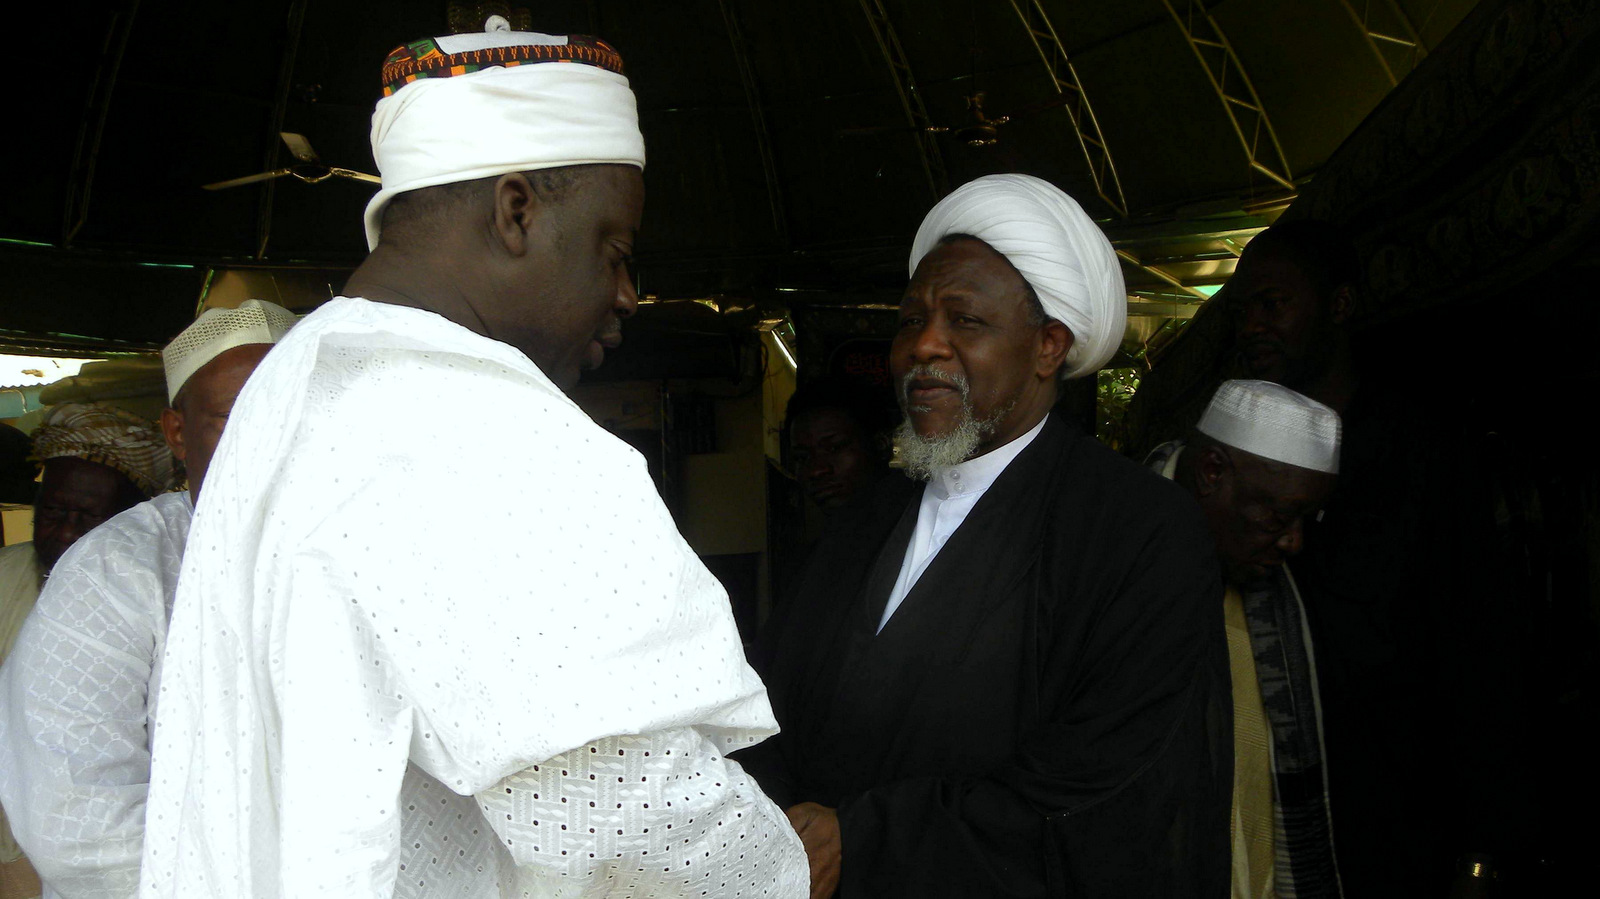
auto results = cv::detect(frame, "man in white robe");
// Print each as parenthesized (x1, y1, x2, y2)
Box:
(0, 300, 295, 899)
(0, 405, 176, 899)
(137, 21, 805, 899)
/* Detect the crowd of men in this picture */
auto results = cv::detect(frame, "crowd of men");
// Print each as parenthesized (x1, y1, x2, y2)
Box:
(0, 18, 1533, 899)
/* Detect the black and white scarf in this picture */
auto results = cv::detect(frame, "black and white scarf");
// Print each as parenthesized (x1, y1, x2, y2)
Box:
(1147, 440, 1342, 898)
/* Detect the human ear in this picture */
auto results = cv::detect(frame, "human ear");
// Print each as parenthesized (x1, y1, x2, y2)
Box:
(159, 407, 187, 463)
(491, 173, 540, 257)
(1036, 320, 1073, 379)
(1194, 446, 1232, 498)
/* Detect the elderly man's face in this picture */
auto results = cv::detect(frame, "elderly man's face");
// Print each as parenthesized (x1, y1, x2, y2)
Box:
(32, 457, 144, 571)
(891, 238, 1069, 466)
(160, 343, 272, 501)
(497, 164, 644, 391)
(1197, 446, 1336, 587)
(1228, 245, 1345, 389)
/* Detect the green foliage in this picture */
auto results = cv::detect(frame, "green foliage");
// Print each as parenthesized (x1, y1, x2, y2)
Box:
(1097, 367, 1142, 453)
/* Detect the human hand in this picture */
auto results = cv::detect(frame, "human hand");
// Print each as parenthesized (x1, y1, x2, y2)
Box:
(785, 802, 841, 899)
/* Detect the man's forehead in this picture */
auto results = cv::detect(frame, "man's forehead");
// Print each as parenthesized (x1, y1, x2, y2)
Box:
(1232, 447, 1334, 495)
(905, 237, 1029, 300)
(1233, 247, 1317, 290)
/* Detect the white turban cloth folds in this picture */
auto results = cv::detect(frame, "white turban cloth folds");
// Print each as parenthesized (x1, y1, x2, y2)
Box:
(910, 173, 1127, 379)
(364, 39, 646, 250)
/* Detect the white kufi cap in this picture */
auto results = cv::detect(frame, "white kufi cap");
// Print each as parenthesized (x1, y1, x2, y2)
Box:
(363, 23, 646, 250)
(909, 174, 1126, 379)
(1197, 380, 1342, 474)
(162, 299, 297, 403)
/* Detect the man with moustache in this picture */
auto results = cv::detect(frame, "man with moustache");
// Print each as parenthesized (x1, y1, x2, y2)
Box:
(137, 20, 803, 899)
(743, 174, 1230, 898)
(0, 300, 294, 898)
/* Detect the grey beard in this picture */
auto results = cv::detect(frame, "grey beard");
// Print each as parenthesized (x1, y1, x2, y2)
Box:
(895, 366, 1012, 481)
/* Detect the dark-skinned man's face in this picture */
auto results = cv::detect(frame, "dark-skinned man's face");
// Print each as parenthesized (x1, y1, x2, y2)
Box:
(790, 408, 878, 511)
(496, 164, 644, 391)
(892, 237, 1070, 455)
(32, 457, 144, 571)
(160, 343, 272, 501)
(1228, 246, 1344, 389)
(1196, 446, 1336, 587)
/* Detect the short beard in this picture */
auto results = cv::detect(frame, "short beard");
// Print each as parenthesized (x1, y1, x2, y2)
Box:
(895, 365, 1013, 481)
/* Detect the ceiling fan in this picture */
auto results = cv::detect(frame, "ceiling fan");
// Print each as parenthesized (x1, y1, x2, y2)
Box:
(838, 91, 1075, 148)
(203, 132, 380, 191)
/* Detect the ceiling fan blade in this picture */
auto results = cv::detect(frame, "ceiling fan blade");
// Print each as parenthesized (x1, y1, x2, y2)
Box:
(837, 124, 940, 138)
(280, 132, 319, 163)
(202, 168, 294, 190)
(329, 167, 382, 185)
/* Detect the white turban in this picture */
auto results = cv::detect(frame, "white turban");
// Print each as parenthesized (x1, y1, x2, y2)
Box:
(162, 299, 298, 403)
(363, 25, 646, 250)
(909, 174, 1126, 379)
(1198, 380, 1342, 474)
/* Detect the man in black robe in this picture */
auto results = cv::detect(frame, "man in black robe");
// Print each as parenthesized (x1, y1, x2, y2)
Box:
(743, 174, 1231, 898)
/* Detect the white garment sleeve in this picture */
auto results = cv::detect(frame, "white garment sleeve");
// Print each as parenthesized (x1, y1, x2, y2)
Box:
(265, 409, 807, 898)
(470, 733, 802, 897)
(0, 550, 159, 898)
(139, 330, 805, 897)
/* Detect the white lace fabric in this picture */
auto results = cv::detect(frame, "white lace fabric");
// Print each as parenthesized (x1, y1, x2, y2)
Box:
(138, 298, 806, 898)
(0, 492, 192, 899)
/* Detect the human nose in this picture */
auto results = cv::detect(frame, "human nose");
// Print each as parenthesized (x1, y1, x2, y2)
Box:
(616, 268, 639, 320)
(1277, 518, 1305, 556)
(54, 515, 91, 550)
(907, 319, 953, 364)
(801, 454, 832, 479)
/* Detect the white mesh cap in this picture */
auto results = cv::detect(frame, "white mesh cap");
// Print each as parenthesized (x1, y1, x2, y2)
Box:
(162, 299, 298, 403)
(1196, 379, 1342, 474)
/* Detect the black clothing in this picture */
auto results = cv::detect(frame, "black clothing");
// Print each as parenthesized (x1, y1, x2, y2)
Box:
(741, 414, 1231, 898)
(1294, 387, 1538, 896)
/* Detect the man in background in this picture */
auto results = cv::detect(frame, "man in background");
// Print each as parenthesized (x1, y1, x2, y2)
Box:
(0, 403, 175, 898)
(1229, 221, 1536, 892)
(783, 377, 893, 515)
(1151, 379, 1342, 899)
(0, 300, 294, 898)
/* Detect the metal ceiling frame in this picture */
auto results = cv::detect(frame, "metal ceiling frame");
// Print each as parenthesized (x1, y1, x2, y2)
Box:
(1116, 248, 1211, 300)
(1337, 0, 1428, 87)
(1159, 0, 1295, 192)
(855, 0, 949, 198)
(62, 0, 142, 248)
(1006, 0, 1130, 218)
(255, 0, 310, 261)
(718, 0, 790, 242)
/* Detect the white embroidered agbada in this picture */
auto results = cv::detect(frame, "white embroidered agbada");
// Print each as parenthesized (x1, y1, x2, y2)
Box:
(0, 492, 193, 899)
(137, 298, 805, 897)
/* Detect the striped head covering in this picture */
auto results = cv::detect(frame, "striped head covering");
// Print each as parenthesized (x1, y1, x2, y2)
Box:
(30, 403, 177, 497)
(363, 17, 645, 250)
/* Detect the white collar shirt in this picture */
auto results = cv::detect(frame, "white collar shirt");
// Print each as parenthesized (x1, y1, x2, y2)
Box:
(880, 415, 1049, 632)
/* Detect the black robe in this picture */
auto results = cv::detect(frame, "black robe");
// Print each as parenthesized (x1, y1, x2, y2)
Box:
(1291, 387, 1541, 894)
(741, 414, 1231, 897)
